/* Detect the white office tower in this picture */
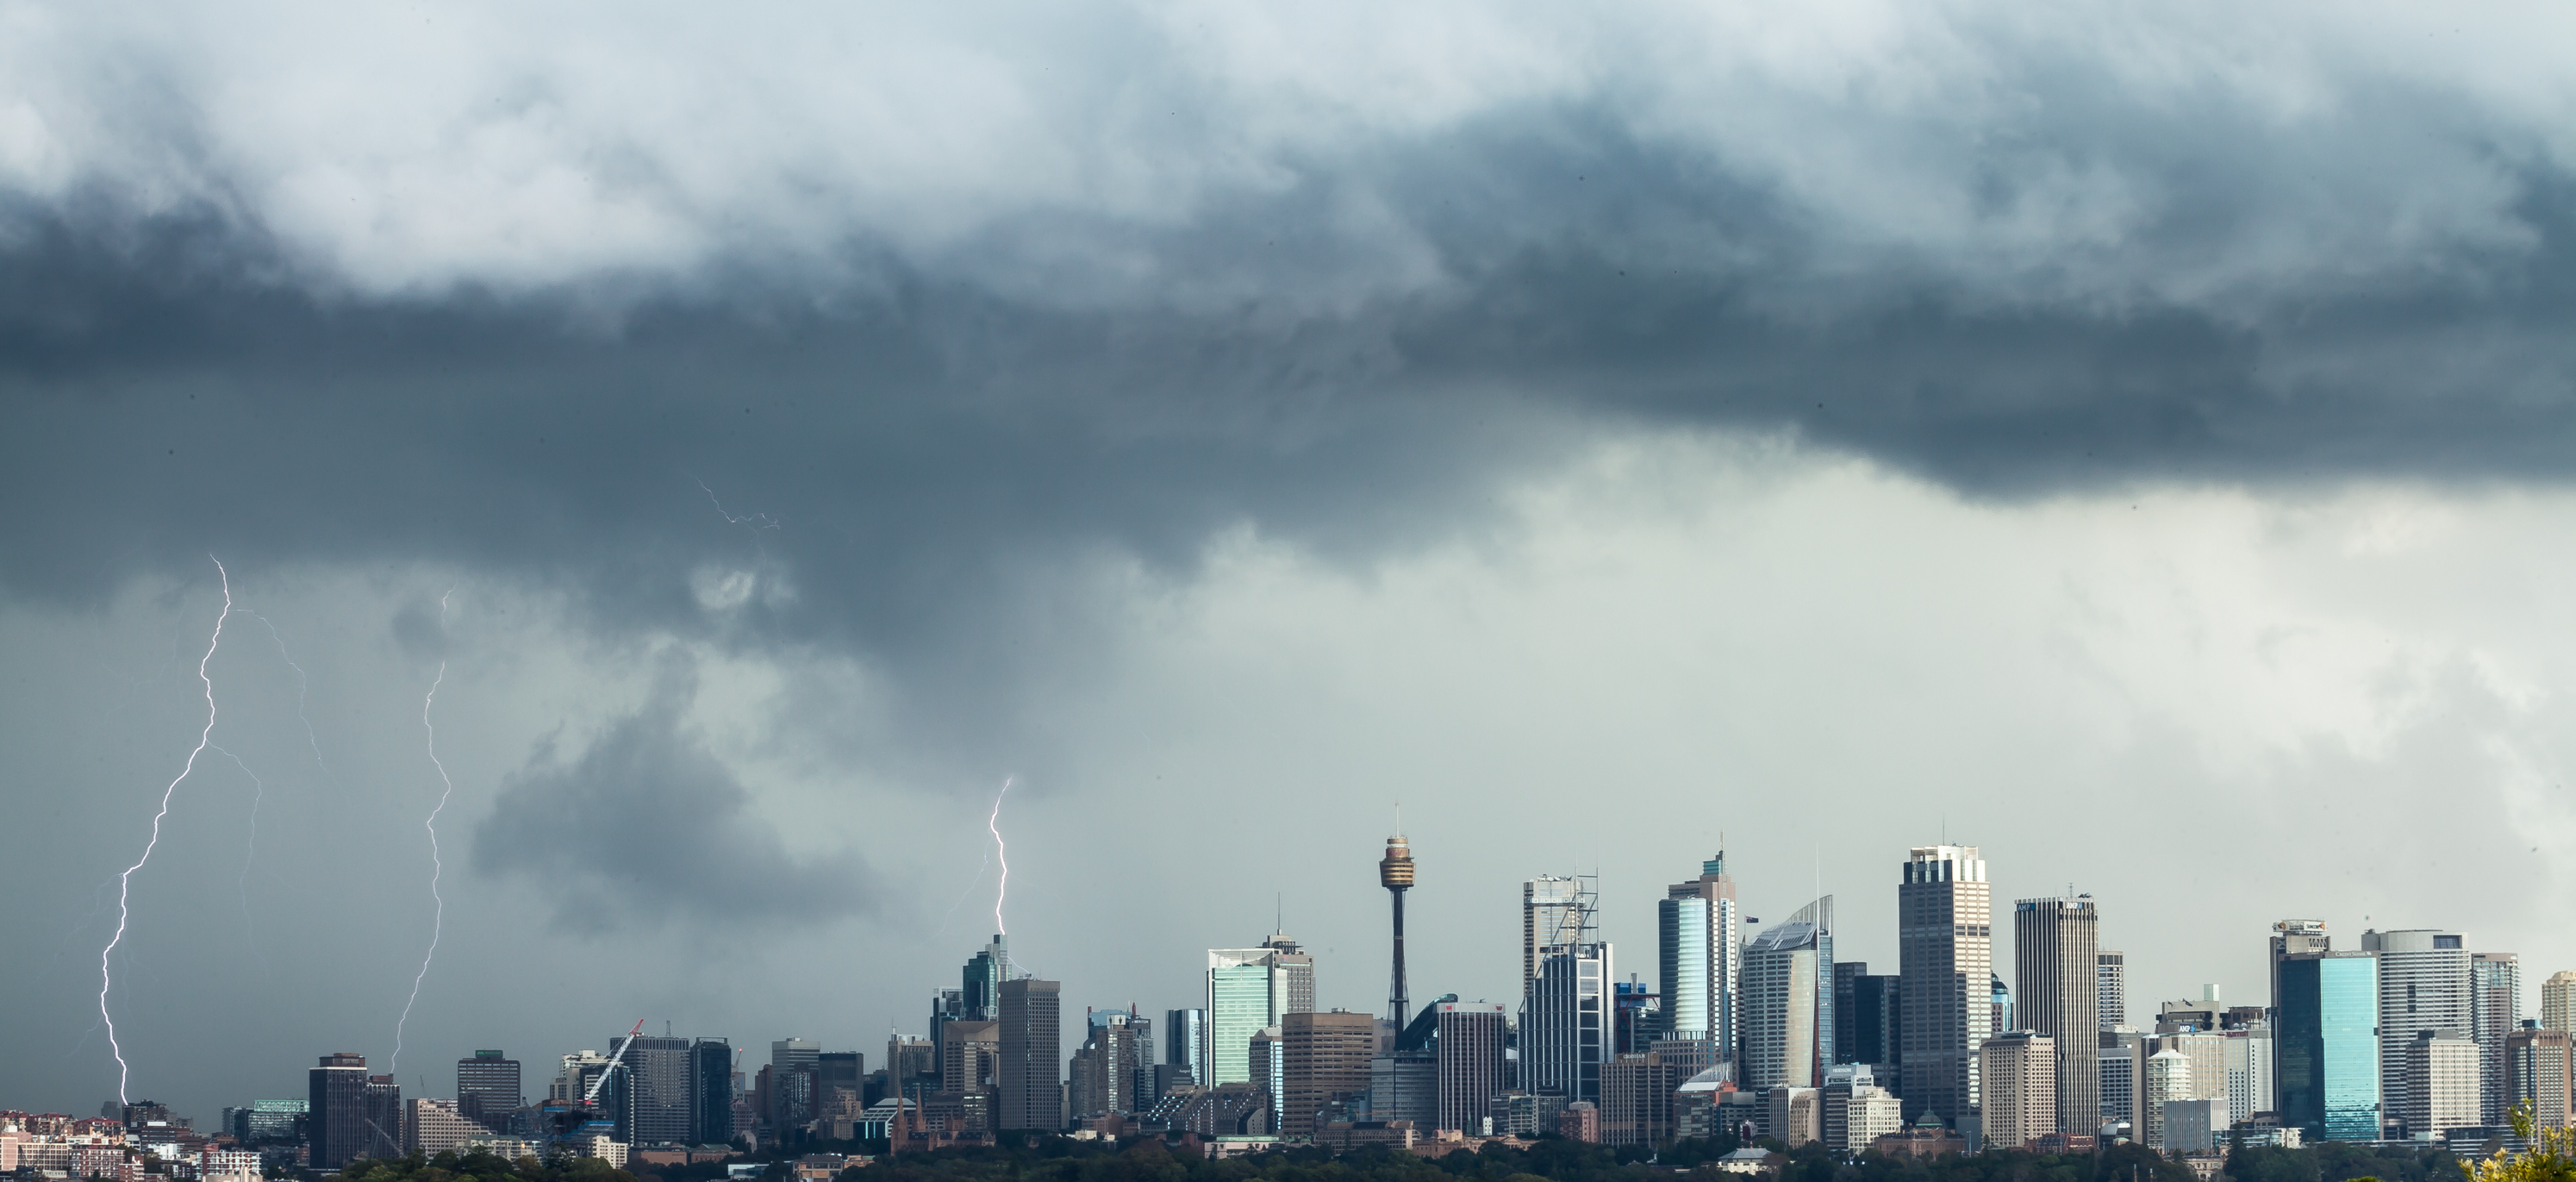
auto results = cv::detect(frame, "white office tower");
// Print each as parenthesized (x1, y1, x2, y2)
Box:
(2361, 929, 2471, 1136)
(1822, 1064, 1905, 1154)
(1899, 845, 1993, 1129)
(2224, 1029, 2274, 1126)
(1980, 1032, 2057, 1152)
(1206, 947, 1292, 1085)
(1743, 900, 1833, 1089)
(2473, 953, 2522, 1125)
(2545, 972, 2576, 1035)
(2143, 1048, 2191, 1150)
(2098, 952, 2126, 1031)
(2397, 1030, 2480, 1139)
(1658, 853, 1743, 1059)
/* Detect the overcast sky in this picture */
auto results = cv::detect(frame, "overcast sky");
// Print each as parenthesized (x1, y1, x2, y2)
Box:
(8, 0, 2576, 1123)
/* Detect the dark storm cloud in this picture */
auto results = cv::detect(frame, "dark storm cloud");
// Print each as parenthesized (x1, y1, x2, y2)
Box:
(473, 652, 882, 931)
(5, 4, 2576, 751)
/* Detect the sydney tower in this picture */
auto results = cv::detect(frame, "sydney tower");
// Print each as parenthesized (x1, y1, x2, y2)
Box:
(1380, 834, 1414, 1027)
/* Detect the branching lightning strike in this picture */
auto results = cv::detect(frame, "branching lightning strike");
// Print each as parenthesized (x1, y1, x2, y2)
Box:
(98, 557, 232, 1104)
(392, 586, 458, 1074)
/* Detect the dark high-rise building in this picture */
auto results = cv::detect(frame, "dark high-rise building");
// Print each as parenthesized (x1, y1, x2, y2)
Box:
(618, 1035, 695, 1146)
(2098, 951, 2127, 1030)
(1612, 978, 1662, 1055)
(1070, 1010, 1153, 1119)
(997, 977, 1062, 1132)
(455, 1050, 521, 1131)
(2013, 895, 2100, 1135)
(1525, 941, 1612, 1104)
(1898, 845, 1991, 1129)
(1282, 1010, 1375, 1138)
(1382, 835, 1414, 1027)
(691, 1039, 734, 1146)
(1164, 1009, 1207, 1085)
(1435, 1002, 1510, 1135)
(1836, 966, 1901, 1070)
(765, 1039, 820, 1132)
(307, 1054, 370, 1169)
(362, 1075, 403, 1160)
(2276, 951, 2381, 1141)
(2473, 953, 2522, 1126)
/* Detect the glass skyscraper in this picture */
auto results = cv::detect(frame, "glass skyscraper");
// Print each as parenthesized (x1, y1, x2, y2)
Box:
(1656, 853, 1741, 1055)
(2276, 952, 2381, 1141)
(1206, 948, 1289, 1085)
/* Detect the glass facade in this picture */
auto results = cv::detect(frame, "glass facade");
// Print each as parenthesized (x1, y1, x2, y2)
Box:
(2277, 953, 2381, 1141)
(1206, 954, 1285, 1085)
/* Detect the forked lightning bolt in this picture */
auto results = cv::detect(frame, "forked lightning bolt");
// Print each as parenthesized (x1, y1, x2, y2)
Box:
(393, 586, 457, 1073)
(98, 557, 232, 1104)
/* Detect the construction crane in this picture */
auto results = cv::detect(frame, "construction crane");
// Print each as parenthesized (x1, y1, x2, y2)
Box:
(584, 1019, 648, 1107)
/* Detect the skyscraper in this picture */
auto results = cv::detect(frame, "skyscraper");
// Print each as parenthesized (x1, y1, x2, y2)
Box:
(618, 1035, 695, 1146)
(2509, 1022, 2574, 1130)
(308, 1054, 371, 1170)
(1837, 967, 1900, 1068)
(997, 977, 1062, 1132)
(1382, 835, 1413, 1027)
(2098, 952, 2126, 1030)
(1898, 844, 1991, 1128)
(2276, 951, 2381, 1141)
(690, 1039, 733, 1145)
(2473, 953, 2522, 1125)
(1070, 1010, 1152, 1120)
(363, 1076, 402, 1160)
(2014, 895, 2100, 1135)
(1525, 876, 1587, 997)
(1525, 941, 1613, 1104)
(2546, 972, 2576, 1035)
(1263, 931, 1317, 1016)
(2397, 1029, 2479, 1140)
(2361, 929, 2469, 1136)
(2269, 920, 2332, 1019)
(455, 1051, 521, 1132)
(1207, 947, 1292, 1085)
(1657, 852, 1743, 1058)
(1743, 903, 1831, 1089)
(1980, 1032, 2056, 1151)
(1165, 1009, 1207, 1085)
(1280, 1010, 1375, 1139)
(1434, 1002, 1510, 1135)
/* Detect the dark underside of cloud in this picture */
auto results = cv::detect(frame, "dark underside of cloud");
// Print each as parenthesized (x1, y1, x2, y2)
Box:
(6, 97, 2576, 747)
(472, 653, 880, 932)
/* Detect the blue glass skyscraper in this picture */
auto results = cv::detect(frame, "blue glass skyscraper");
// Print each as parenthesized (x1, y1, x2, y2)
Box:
(2276, 952, 2381, 1141)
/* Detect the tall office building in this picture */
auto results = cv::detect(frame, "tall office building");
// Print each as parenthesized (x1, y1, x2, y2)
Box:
(2473, 953, 2522, 1125)
(1743, 902, 1831, 1089)
(1525, 941, 1613, 1104)
(617, 1035, 695, 1146)
(2098, 952, 2126, 1030)
(964, 936, 1008, 1019)
(1837, 967, 1900, 1068)
(1980, 1032, 2056, 1152)
(1435, 1002, 1510, 1134)
(363, 1076, 402, 1160)
(2143, 1048, 2189, 1150)
(1898, 844, 1992, 1128)
(1207, 947, 1293, 1085)
(455, 1051, 521, 1131)
(1070, 1010, 1152, 1120)
(2014, 895, 2101, 1135)
(2276, 951, 2381, 1141)
(997, 978, 1062, 1131)
(2396, 1029, 2479, 1139)
(1280, 1010, 1375, 1138)
(308, 1054, 371, 1170)
(1525, 876, 1588, 997)
(690, 1039, 733, 1145)
(2509, 1022, 2574, 1130)
(2361, 929, 2470, 1136)
(2269, 920, 2333, 1017)
(1658, 852, 1743, 1057)
(2546, 972, 2576, 1035)
(940, 1021, 999, 1097)
(1262, 932, 1317, 1017)
(1165, 1009, 1207, 1085)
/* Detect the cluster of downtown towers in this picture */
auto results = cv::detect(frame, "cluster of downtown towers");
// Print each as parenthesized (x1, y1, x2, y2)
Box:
(276, 840, 2563, 1160)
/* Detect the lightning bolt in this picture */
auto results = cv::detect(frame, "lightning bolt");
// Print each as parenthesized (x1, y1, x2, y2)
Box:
(238, 609, 335, 787)
(99, 557, 231, 1104)
(989, 777, 1012, 936)
(392, 585, 457, 1074)
(208, 743, 268, 952)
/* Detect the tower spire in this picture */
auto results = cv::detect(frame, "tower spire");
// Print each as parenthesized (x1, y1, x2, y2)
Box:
(1380, 834, 1415, 1026)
